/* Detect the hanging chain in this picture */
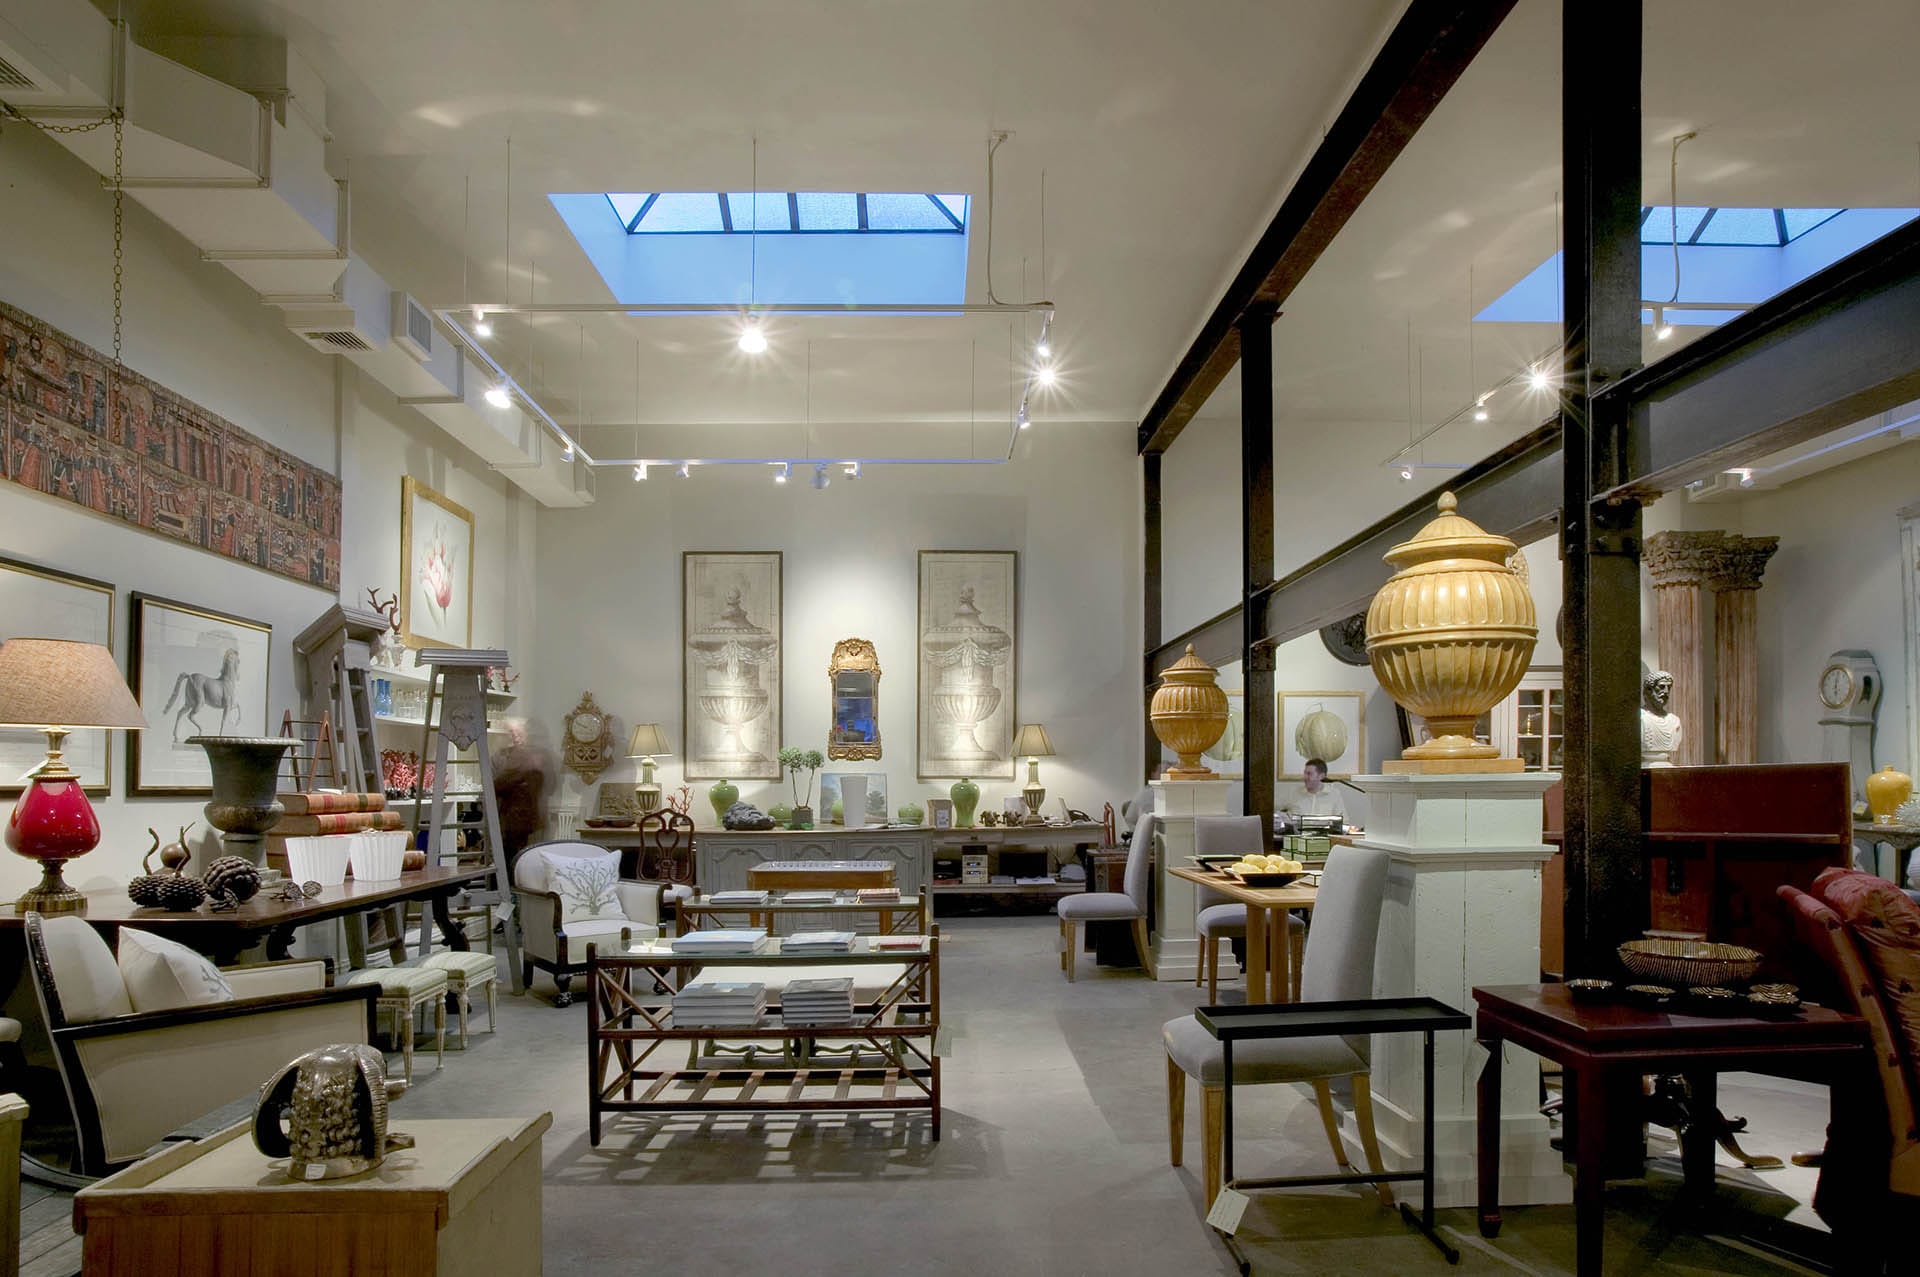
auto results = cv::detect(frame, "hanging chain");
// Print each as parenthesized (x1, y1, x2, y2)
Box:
(7, 106, 127, 365)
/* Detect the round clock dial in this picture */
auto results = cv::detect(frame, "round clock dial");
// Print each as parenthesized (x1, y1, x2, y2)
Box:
(1819, 663, 1854, 710)
(569, 712, 604, 743)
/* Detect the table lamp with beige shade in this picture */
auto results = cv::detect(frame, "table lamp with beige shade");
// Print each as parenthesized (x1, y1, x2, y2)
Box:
(1012, 723, 1055, 825)
(627, 723, 672, 815)
(0, 638, 146, 913)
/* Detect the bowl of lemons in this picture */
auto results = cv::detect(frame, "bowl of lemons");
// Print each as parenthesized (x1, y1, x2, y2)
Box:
(1222, 854, 1307, 888)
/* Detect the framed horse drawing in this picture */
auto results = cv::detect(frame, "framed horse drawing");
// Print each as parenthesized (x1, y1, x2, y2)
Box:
(128, 593, 271, 796)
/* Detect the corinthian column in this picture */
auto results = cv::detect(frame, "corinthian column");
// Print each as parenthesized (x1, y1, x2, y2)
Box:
(1641, 531, 1723, 766)
(1709, 536, 1780, 765)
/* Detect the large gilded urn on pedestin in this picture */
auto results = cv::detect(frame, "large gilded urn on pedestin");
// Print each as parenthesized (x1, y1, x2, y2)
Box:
(1150, 644, 1229, 778)
(1365, 492, 1537, 760)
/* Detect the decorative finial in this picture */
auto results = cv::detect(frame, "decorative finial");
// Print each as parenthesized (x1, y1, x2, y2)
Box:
(1438, 491, 1458, 514)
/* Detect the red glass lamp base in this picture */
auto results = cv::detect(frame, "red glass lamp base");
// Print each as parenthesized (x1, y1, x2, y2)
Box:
(7, 775, 100, 914)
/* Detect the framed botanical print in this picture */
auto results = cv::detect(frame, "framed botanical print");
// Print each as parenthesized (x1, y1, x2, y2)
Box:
(1277, 689, 1366, 780)
(0, 556, 116, 796)
(917, 551, 1018, 780)
(400, 476, 474, 649)
(128, 593, 271, 795)
(682, 552, 782, 780)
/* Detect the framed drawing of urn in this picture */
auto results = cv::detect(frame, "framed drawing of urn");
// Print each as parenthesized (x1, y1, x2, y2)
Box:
(917, 551, 1017, 780)
(682, 552, 782, 780)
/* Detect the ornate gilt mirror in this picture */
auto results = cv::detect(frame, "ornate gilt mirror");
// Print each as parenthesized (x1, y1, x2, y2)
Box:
(828, 639, 881, 760)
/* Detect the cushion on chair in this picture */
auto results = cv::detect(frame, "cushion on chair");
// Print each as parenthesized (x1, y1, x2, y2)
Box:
(1162, 1015, 1366, 1087)
(345, 966, 449, 998)
(1814, 867, 1920, 1087)
(513, 841, 613, 892)
(116, 927, 234, 1013)
(556, 917, 634, 943)
(420, 951, 500, 981)
(1196, 903, 1246, 937)
(36, 915, 133, 1024)
(548, 856, 627, 927)
(1057, 891, 1140, 921)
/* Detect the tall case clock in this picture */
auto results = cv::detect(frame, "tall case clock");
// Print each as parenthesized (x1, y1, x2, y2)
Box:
(1817, 649, 1881, 804)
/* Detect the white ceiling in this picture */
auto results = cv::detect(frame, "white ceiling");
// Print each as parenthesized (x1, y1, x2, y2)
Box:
(109, 0, 1404, 446)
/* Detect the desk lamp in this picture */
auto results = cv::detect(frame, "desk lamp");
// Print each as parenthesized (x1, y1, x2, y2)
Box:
(627, 723, 672, 814)
(1012, 723, 1056, 825)
(0, 639, 146, 913)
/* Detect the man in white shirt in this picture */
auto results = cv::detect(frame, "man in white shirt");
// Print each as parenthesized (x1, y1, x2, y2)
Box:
(1281, 758, 1347, 821)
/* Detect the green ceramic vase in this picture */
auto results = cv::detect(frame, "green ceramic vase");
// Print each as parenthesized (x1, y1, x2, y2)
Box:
(950, 777, 980, 828)
(708, 779, 739, 823)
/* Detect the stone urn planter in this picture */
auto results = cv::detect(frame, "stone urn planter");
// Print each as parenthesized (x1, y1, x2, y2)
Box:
(188, 736, 295, 865)
(1365, 492, 1537, 760)
(1150, 644, 1229, 778)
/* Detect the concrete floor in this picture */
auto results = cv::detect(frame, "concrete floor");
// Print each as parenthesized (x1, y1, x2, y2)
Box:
(367, 914, 1845, 1276)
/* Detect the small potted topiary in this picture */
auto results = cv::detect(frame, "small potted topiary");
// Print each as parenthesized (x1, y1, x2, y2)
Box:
(777, 747, 825, 830)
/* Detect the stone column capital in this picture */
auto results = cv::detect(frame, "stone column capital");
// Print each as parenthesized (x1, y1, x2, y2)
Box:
(1706, 535, 1780, 592)
(1642, 530, 1726, 586)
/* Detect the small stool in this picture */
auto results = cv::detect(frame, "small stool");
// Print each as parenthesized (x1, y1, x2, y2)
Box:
(345, 965, 448, 1082)
(421, 950, 499, 1044)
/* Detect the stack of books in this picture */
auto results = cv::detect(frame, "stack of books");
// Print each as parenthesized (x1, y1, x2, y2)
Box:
(856, 886, 901, 903)
(708, 889, 771, 907)
(672, 981, 768, 1028)
(779, 890, 837, 905)
(670, 928, 771, 956)
(780, 930, 857, 954)
(781, 977, 855, 1027)
(266, 793, 402, 871)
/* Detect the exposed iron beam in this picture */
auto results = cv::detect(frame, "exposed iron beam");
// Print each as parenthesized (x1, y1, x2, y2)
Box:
(1146, 603, 1249, 681)
(1137, 0, 1518, 455)
(1143, 452, 1164, 780)
(1241, 306, 1279, 828)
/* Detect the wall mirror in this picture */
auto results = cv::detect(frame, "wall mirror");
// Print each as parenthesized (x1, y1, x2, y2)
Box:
(828, 638, 882, 760)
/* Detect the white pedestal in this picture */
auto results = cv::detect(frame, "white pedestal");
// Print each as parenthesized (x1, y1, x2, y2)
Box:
(1346, 770, 1572, 1209)
(1150, 779, 1233, 982)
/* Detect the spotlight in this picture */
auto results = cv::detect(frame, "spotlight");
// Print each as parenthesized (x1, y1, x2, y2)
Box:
(1476, 391, 1492, 407)
(484, 383, 512, 409)
(1397, 465, 1414, 482)
(472, 308, 492, 338)
(738, 319, 768, 354)
(844, 461, 861, 479)
(1035, 364, 1057, 388)
(773, 462, 789, 484)
(1473, 408, 1489, 422)
(633, 463, 647, 481)
(810, 464, 831, 491)
(1035, 339, 1051, 359)
(1016, 405, 1030, 429)
(561, 441, 575, 461)
(1730, 467, 1755, 488)
(675, 462, 691, 479)
(1526, 367, 1550, 392)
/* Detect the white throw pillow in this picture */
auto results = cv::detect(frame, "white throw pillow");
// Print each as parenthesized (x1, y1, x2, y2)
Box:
(547, 855, 625, 926)
(117, 927, 234, 1013)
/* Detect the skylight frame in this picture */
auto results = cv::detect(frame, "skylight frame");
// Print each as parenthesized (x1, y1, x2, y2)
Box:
(602, 191, 968, 235)
(1636, 205, 1850, 248)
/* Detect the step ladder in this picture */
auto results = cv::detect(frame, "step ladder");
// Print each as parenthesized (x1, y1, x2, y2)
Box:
(412, 648, 523, 992)
(290, 604, 390, 796)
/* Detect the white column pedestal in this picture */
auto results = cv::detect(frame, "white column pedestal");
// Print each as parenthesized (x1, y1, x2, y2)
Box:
(1149, 779, 1233, 983)
(1341, 770, 1572, 1209)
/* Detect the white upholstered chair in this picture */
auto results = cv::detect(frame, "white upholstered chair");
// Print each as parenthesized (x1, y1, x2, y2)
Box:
(513, 840, 665, 1006)
(24, 913, 377, 1177)
(1164, 845, 1393, 1207)
(1056, 811, 1155, 981)
(1193, 815, 1305, 1003)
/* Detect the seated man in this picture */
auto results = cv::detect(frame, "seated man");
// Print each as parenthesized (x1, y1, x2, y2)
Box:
(1281, 758, 1347, 821)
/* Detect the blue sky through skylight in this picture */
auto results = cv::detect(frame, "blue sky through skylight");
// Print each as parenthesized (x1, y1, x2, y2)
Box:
(603, 191, 968, 235)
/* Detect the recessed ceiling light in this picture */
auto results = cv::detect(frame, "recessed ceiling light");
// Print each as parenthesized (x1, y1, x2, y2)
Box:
(472, 307, 492, 338)
(1473, 408, 1489, 422)
(484, 384, 512, 409)
(773, 462, 789, 484)
(1526, 367, 1550, 391)
(1398, 465, 1414, 482)
(1035, 364, 1057, 388)
(738, 320, 768, 354)
(633, 463, 648, 481)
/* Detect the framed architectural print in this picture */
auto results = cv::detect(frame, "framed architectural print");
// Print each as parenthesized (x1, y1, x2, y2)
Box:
(1277, 689, 1365, 780)
(917, 551, 1018, 780)
(682, 552, 782, 780)
(128, 593, 271, 796)
(0, 556, 116, 796)
(400, 477, 474, 649)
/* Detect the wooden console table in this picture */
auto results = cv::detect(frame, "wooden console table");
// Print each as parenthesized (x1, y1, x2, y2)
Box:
(74, 1114, 551, 1276)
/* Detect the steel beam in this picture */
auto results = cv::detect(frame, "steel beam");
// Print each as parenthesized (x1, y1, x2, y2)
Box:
(1559, 0, 1646, 979)
(1137, 0, 1517, 455)
(1143, 452, 1164, 780)
(1147, 604, 1248, 682)
(1242, 306, 1279, 827)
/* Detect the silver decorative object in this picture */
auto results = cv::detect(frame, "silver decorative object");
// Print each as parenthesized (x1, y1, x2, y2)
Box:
(253, 1043, 412, 1181)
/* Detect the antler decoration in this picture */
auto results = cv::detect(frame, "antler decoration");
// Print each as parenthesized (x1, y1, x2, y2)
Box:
(365, 588, 401, 632)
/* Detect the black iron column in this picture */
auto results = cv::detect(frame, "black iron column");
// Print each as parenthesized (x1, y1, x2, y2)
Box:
(1143, 451, 1164, 781)
(1241, 304, 1279, 830)
(1560, 0, 1646, 975)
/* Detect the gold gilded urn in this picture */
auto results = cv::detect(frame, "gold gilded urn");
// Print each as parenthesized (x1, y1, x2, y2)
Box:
(1365, 491, 1537, 763)
(1150, 644, 1229, 778)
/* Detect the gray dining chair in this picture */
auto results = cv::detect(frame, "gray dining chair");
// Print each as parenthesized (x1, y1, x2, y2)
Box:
(1056, 810, 1155, 981)
(1193, 815, 1305, 1003)
(1163, 843, 1392, 1207)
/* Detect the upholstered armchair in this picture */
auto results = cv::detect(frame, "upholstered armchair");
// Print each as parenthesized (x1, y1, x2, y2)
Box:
(24, 913, 378, 1177)
(514, 840, 666, 1006)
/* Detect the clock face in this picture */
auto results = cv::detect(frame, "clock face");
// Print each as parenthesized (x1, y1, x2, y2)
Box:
(569, 711, 604, 743)
(1819, 664, 1854, 710)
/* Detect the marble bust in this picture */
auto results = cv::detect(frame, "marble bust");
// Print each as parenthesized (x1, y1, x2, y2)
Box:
(1641, 669, 1682, 768)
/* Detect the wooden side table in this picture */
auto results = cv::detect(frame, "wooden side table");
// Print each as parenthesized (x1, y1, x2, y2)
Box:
(74, 1114, 551, 1276)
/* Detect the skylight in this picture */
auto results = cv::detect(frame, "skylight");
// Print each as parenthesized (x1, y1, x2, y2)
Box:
(1638, 205, 1844, 247)
(605, 192, 968, 235)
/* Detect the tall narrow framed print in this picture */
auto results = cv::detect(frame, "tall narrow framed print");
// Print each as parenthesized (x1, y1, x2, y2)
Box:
(129, 593, 271, 796)
(682, 552, 782, 781)
(0, 556, 116, 796)
(918, 551, 1018, 780)
(400, 477, 474, 649)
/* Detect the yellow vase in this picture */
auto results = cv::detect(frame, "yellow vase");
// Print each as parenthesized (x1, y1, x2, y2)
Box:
(1865, 764, 1912, 825)
(1150, 644, 1229, 778)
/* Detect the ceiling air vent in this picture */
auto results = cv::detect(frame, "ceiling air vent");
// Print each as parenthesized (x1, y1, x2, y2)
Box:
(0, 54, 41, 90)
(392, 293, 434, 362)
(302, 330, 374, 352)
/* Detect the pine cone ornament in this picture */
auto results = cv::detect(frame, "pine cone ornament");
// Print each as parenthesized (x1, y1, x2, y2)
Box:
(203, 855, 261, 903)
(151, 873, 208, 911)
(127, 832, 174, 908)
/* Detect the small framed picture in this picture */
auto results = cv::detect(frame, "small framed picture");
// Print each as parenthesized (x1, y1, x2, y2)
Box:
(129, 593, 271, 796)
(1277, 689, 1366, 780)
(927, 797, 954, 830)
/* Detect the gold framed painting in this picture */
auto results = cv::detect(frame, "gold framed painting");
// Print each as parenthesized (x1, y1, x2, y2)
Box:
(400, 477, 474, 649)
(1277, 689, 1366, 780)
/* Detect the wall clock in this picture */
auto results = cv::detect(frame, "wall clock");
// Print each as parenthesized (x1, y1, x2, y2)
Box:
(563, 691, 616, 785)
(1816, 650, 1881, 809)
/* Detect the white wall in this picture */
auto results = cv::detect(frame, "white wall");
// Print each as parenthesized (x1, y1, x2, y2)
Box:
(0, 127, 534, 896)
(530, 422, 1141, 827)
